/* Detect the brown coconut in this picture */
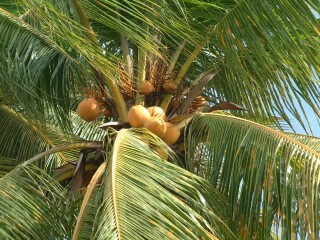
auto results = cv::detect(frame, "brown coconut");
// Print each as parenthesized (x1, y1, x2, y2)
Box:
(103, 108, 112, 117)
(139, 81, 155, 95)
(128, 105, 151, 128)
(77, 98, 100, 122)
(143, 117, 167, 138)
(147, 106, 166, 120)
(162, 79, 178, 93)
(162, 122, 180, 145)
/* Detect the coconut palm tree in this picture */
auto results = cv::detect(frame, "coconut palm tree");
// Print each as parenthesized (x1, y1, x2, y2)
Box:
(0, 0, 319, 239)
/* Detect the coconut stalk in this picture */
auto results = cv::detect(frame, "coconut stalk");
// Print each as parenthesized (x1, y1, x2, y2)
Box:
(165, 40, 186, 79)
(135, 47, 147, 105)
(117, 9, 133, 77)
(160, 36, 209, 112)
(120, 34, 133, 77)
(71, 0, 128, 121)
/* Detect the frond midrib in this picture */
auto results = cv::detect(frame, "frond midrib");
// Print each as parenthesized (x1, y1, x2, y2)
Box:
(205, 113, 320, 158)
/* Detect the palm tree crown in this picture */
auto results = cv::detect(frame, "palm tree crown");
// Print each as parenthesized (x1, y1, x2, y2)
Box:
(0, 0, 319, 239)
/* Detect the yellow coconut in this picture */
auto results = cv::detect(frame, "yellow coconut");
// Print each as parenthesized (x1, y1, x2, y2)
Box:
(162, 122, 180, 145)
(128, 105, 151, 128)
(77, 98, 100, 122)
(143, 117, 167, 138)
(147, 106, 166, 120)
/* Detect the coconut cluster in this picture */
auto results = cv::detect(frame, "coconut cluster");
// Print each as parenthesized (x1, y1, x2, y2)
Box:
(128, 105, 180, 145)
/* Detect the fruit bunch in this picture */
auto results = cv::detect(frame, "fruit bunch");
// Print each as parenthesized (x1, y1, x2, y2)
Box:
(128, 105, 180, 145)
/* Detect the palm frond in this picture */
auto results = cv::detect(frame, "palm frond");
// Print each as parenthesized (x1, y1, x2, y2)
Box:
(0, 157, 16, 177)
(284, 132, 320, 153)
(203, 0, 320, 130)
(74, 128, 237, 240)
(80, 0, 202, 50)
(0, 0, 25, 15)
(0, 7, 87, 129)
(186, 113, 320, 239)
(0, 105, 77, 170)
(0, 166, 70, 239)
(71, 112, 106, 141)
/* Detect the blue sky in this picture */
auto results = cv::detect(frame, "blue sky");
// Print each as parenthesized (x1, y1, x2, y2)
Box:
(287, 102, 320, 137)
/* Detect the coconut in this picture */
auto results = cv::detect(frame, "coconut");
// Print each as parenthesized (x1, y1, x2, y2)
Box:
(139, 81, 155, 95)
(143, 117, 167, 138)
(77, 98, 100, 122)
(128, 105, 151, 128)
(147, 106, 166, 120)
(162, 122, 180, 145)
(162, 79, 178, 93)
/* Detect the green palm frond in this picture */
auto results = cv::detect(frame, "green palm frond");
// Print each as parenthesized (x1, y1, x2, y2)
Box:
(202, 0, 320, 130)
(0, 105, 109, 172)
(284, 132, 320, 153)
(0, 166, 70, 239)
(71, 112, 106, 141)
(0, 7, 87, 128)
(80, 0, 202, 49)
(186, 113, 320, 239)
(0, 105, 77, 170)
(0, 0, 25, 15)
(0, 157, 15, 177)
(73, 128, 237, 240)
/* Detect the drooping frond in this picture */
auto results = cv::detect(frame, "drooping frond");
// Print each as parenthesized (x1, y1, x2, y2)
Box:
(79, 0, 201, 50)
(285, 132, 320, 153)
(73, 128, 237, 240)
(203, 0, 320, 130)
(0, 105, 77, 170)
(0, 157, 15, 177)
(0, 0, 25, 15)
(186, 113, 320, 239)
(0, 7, 87, 128)
(0, 166, 71, 239)
(0, 103, 108, 178)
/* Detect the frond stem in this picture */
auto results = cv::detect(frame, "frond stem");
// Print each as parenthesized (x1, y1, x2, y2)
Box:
(54, 163, 99, 183)
(165, 40, 186, 78)
(160, 36, 209, 111)
(21, 141, 103, 167)
(111, 131, 124, 239)
(120, 34, 133, 77)
(72, 162, 106, 240)
(135, 47, 147, 105)
(71, 0, 98, 43)
(116, 9, 133, 77)
(205, 113, 320, 157)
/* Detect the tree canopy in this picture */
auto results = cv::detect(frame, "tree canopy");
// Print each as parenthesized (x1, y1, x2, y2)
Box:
(0, 0, 319, 239)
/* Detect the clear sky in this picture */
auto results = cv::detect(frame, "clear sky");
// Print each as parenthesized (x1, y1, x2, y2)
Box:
(287, 102, 320, 137)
